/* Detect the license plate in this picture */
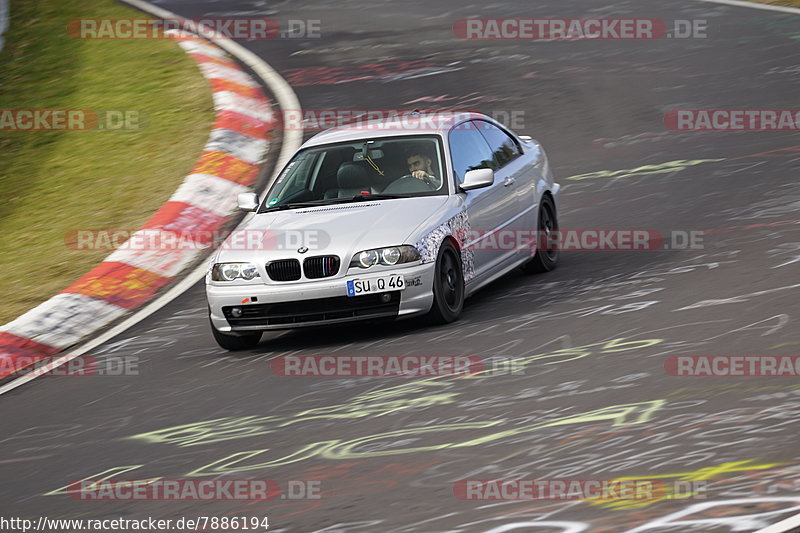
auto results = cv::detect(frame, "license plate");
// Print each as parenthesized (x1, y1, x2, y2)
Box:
(346, 274, 405, 297)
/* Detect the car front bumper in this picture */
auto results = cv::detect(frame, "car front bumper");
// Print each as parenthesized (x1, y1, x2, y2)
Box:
(207, 262, 435, 332)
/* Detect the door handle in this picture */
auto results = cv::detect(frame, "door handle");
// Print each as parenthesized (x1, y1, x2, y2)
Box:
(503, 177, 515, 187)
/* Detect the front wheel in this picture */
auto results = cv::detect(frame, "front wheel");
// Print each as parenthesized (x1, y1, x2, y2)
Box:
(426, 240, 465, 324)
(522, 194, 559, 273)
(210, 315, 262, 350)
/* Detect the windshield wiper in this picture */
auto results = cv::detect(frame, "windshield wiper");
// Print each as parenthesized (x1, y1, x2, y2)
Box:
(260, 201, 335, 213)
(260, 194, 407, 213)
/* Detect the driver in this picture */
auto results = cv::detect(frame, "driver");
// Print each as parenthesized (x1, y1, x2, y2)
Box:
(406, 149, 442, 189)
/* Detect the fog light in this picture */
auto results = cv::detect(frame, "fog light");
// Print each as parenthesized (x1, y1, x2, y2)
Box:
(380, 293, 392, 303)
(231, 307, 243, 318)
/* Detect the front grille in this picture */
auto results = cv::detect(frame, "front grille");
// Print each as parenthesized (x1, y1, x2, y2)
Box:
(266, 259, 301, 281)
(223, 292, 401, 328)
(304, 255, 340, 279)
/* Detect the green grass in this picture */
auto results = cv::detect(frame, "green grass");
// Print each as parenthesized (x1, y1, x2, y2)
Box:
(0, 0, 214, 324)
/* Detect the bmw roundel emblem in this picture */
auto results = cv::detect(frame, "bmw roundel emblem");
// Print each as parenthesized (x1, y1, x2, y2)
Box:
(297, 246, 309, 254)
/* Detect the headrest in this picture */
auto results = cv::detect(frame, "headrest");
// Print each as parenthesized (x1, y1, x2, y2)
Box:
(337, 162, 370, 189)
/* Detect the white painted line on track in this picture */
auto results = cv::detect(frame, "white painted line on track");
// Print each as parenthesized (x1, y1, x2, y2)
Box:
(693, 0, 800, 15)
(753, 512, 800, 533)
(0, 0, 303, 396)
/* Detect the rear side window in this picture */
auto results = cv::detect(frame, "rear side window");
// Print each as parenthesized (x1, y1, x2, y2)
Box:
(474, 120, 522, 168)
(448, 122, 495, 183)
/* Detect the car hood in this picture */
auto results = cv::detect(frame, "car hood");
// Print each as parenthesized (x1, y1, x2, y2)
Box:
(215, 196, 449, 265)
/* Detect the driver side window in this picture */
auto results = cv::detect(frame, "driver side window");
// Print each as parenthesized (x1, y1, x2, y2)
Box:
(448, 122, 495, 183)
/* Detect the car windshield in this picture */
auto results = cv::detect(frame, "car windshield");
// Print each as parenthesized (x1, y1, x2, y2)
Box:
(259, 135, 446, 212)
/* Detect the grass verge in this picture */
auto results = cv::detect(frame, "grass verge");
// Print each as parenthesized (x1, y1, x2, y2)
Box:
(0, 0, 214, 324)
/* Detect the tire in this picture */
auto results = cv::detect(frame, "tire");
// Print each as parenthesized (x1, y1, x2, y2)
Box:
(522, 194, 559, 273)
(426, 239, 465, 324)
(210, 315, 262, 351)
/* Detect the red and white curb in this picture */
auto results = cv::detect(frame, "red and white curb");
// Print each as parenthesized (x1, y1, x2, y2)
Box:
(0, 31, 279, 379)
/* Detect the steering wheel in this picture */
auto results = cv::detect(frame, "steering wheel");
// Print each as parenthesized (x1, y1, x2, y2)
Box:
(392, 174, 438, 191)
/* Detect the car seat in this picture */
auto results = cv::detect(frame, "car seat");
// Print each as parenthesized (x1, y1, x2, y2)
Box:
(324, 161, 377, 199)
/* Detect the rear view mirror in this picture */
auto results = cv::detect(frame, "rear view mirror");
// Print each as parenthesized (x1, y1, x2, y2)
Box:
(237, 192, 259, 212)
(461, 168, 494, 191)
(353, 149, 384, 161)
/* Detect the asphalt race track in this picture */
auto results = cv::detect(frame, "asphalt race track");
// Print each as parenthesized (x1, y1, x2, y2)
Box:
(2, 0, 800, 531)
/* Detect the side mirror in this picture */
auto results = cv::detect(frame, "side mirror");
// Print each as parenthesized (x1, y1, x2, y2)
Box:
(461, 168, 494, 191)
(237, 192, 259, 212)
(518, 135, 534, 143)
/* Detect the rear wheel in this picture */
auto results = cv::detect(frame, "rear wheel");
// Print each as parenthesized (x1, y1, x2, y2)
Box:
(522, 194, 559, 273)
(426, 240, 465, 324)
(210, 315, 262, 350)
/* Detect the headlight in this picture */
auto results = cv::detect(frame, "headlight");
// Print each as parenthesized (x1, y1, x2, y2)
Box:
(350, 245, 420, 269)
(381, 247, 401, 265)
(358, 250, 379, 268)
(240, 264, 259, 280)
(211, 262, 260, 281)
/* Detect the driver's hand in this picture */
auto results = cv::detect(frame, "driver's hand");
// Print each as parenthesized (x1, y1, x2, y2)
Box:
(411, 170, 429, 180)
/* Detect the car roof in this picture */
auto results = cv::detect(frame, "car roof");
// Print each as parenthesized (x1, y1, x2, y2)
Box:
(299, 111, 493, 149)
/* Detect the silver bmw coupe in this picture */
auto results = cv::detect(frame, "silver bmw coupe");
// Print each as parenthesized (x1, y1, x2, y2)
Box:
(206, 112, 560, 350)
